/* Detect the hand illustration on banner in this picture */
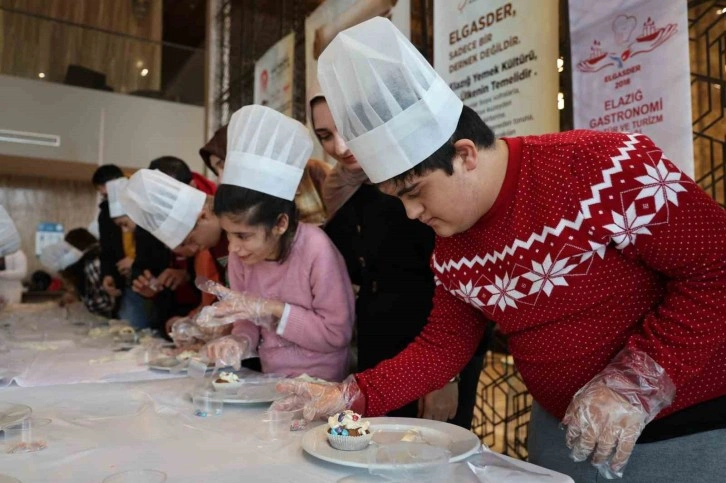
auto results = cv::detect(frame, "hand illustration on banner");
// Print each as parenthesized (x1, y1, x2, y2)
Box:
(576, 15, 677, 73)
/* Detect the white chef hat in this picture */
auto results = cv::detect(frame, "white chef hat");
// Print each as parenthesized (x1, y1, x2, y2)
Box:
(121, 169, 206, 249)
(40, 241, 83, 272)
(106, 177, 128, 218)
(318, 17, 463, 183)
(0, 205, 21, 257)
(223, 105, 313, 201)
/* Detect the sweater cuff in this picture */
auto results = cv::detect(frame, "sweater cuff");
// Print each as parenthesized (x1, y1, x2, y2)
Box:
(275, 303, 292, 336)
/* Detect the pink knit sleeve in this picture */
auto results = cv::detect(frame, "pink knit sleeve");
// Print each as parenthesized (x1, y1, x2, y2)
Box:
(355, 282, 487, 417)
(231, 320, 260, 349)
(277, 236, 355, 353)
(574, 132, 726, 388)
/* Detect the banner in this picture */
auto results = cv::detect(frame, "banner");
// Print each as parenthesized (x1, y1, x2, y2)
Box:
(35, 222, 64, 257)
(305, 0, 410, 159)
(433, 0, 559, 137)
(254, 32, 295, 116)
(570, 0, 693, 177)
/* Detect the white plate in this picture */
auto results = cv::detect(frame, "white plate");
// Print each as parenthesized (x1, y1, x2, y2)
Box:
(0, 402, 32, 429)
(301, 417, 481, 469)
(219, 382, 283, 404)
(148, 358, 214, 373)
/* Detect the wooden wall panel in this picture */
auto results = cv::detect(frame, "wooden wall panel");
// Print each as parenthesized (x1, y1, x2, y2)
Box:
(0, 0, 162, 93)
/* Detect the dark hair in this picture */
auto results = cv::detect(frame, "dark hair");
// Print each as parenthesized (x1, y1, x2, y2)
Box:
(199, 125, 228, 175)
(91, 165, 124, 186)
(386, 105, 495, 186)
(29, 270, 52, 291)
(149, 156, 193, 184)
(213, 185, 299, 263)
(309, 97, 326, 134)
(62, 228, 101, 296)
(65, 228, 98, 252)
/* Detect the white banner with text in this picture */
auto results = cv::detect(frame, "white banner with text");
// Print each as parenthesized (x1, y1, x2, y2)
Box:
(434, 0, 559, 137)
(570, 0, 693, 176)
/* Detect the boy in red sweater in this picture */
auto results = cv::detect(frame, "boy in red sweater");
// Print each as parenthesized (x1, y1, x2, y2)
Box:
(275, 18, 726, 481)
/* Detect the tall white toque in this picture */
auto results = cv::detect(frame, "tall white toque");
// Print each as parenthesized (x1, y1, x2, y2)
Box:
(0, 205, 21, 257)
(40, 241, 82, 272)
(318, 16, 463, 183)
(121, 169, 206, 249)
(223, 105, 313, 201)
(106, 177, 128, 218)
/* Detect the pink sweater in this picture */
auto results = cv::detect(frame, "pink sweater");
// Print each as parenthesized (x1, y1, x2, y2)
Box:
(229, 223, 355, 382)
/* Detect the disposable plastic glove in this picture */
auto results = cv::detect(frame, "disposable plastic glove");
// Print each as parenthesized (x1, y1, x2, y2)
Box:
(562, 348, 675, 479)
(271, 375, 364, 421)
(202, 334, 253, 370)
(195, 277, 275, 330)
(169, 317, 202, 346)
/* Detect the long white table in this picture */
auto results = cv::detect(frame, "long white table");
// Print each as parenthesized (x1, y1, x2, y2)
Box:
(0, 378, 485, 482)
(1, 303, 179, 387)
(0, 303, 570, 482)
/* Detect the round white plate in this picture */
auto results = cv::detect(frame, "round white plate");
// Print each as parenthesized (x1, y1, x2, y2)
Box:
(0, 402, 32, 430)
(301, 417, 481, 469)
(218, 383, 283, 404)
(147, 358, 214, 373)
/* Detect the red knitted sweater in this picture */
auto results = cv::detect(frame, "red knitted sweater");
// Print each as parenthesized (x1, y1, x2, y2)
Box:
(355, 130, 726, 420)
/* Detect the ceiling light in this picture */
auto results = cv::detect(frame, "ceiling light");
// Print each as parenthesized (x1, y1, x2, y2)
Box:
(38, 72, 45, 78)
(140, 68, 149, 77)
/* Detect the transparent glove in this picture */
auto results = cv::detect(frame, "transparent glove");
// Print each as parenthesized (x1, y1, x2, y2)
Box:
(271, 375, 364, 421)
(169, 317, 202, 346)
(562, 348, 676, 479)
(202, 334, 253, 370)
(195, 276, 274, 330)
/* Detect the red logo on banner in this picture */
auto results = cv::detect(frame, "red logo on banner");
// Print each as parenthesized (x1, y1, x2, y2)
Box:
(576, 15, 677, 73)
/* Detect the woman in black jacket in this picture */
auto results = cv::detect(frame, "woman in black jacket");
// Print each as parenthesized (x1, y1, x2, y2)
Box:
(311, 90, 488, 427)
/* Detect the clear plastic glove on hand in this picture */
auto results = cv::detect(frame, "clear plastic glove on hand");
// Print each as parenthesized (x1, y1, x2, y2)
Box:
(271, 375, 364, 421)
(202, 334, 253, 370)
(418, 381, 458, 422)
(169, 317, 202, 346)
(562, 348, 675, 479)
(194, 276, 275, 330)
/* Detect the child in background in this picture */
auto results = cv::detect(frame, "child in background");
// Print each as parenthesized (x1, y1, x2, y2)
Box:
(40, 229, 114, 318)
(121, 168, 231, 348)
(105, 178, 157, 329)
(199, 105, 354, 382)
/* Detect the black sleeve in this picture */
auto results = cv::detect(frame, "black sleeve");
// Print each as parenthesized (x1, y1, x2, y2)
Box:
(97, 201, 125, 286)
(131, 227, 171, 280)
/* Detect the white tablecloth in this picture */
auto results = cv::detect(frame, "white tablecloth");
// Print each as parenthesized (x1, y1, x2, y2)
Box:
(0, 304, 571, 482)
(0, 304, 179, 387)
(0, 378, 483, 482)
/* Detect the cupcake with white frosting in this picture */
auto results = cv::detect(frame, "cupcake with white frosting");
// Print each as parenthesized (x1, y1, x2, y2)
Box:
(212, 371, 243, 393)
(327, 410, 371, 451)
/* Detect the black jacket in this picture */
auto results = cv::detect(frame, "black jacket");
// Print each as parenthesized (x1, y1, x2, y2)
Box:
(97, 200, 125, 287)
(324, 184, 437, 371)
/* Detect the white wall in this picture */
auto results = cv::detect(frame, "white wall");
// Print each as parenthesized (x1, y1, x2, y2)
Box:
(0, 74, 204, 171)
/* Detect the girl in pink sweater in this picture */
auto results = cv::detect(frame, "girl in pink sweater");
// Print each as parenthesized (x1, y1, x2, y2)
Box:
(200, 105, 354, 382)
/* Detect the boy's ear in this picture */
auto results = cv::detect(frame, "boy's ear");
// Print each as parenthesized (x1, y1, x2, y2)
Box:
(453, 139, 479, 171)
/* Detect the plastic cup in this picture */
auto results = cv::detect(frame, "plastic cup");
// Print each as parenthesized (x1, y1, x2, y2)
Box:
(102, 469, 167, 483)
(192, 390, 223, 417)
(258, 410, 294, 441)
(4, 418, 51, 454)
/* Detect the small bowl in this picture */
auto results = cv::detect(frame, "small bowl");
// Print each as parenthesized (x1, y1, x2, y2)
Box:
(103, 469, 167, 483)
(4, 417, 51, 454)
